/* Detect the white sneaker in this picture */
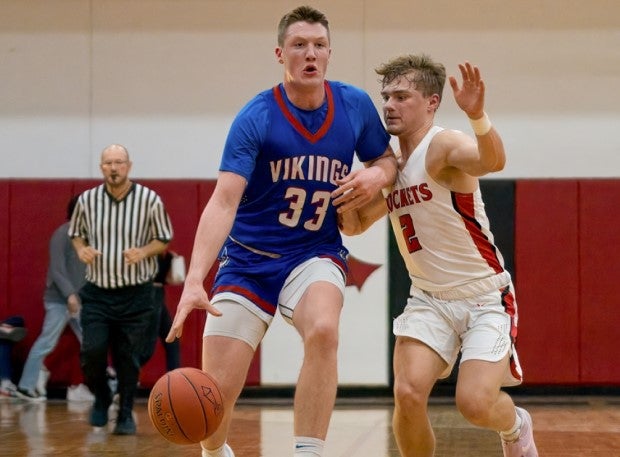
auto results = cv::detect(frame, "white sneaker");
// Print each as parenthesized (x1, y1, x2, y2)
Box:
(15, 387, 46, 402)
(0, 379, 17, 398)
(36, 366, 50, 397)
(501, 407, 539, 457)
(201, 443, 235, 457)
(67, 384, 95, 402)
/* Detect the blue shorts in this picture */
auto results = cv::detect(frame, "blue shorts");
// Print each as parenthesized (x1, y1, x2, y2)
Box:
(211, 240, 348, 320)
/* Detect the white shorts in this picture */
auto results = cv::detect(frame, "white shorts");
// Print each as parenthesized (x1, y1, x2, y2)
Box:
(393, 283, 523, 386)
(205, 257, 345, 350)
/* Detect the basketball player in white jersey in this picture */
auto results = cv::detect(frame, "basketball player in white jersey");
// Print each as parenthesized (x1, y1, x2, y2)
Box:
(333, 55, 538, 457)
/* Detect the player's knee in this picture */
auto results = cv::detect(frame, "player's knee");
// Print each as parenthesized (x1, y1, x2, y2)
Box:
(393, 377, 428, 412)
(302, 319, 339, 353)
(455, 389, 494, 425)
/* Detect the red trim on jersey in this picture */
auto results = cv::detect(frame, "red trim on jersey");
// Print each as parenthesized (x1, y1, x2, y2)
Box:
(500, 286, 522, 382)
(501, 286, 518, 339)
(452, 192, 504, 274)
(272, 81, 335, 144)
(319, 253, 348, 274)
(213, 285, 277, 316)
(509, 354, 522, 382)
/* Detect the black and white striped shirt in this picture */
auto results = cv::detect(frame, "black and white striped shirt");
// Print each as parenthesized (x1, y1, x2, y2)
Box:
(68, 183, 173, 289)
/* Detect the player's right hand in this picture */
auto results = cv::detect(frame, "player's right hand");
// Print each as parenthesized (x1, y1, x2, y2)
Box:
(165, 284, 222, 342)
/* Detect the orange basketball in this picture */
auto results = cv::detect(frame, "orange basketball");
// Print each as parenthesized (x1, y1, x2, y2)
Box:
(148, 367, 224, 445)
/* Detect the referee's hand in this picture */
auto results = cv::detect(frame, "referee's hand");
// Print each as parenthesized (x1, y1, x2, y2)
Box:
(77, 245, 101, 265)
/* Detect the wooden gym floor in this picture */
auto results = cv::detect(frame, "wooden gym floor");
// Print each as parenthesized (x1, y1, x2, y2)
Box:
(1, 394, 620, 456)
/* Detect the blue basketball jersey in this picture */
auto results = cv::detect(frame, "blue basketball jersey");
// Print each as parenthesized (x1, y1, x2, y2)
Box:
(213, 81, 389, 315)
(219, 80, 390, 257)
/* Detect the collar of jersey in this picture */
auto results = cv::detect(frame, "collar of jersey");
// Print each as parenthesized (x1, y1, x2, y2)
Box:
(272, 81, 334, 144)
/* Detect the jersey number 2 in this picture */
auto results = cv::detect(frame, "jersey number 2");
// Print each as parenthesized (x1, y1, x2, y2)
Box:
(279, 188, 331, 231)
(399, 214, 422, 253)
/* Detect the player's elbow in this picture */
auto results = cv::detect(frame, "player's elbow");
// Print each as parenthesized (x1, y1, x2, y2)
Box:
(491, 154, 506, 172)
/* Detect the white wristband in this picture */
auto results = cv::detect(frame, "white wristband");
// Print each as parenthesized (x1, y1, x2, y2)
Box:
(469, 112, 492, 136)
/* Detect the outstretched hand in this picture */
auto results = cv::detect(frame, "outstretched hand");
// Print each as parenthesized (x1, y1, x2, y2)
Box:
(449, 61, 485, 119)
(165, 283, 222, 342)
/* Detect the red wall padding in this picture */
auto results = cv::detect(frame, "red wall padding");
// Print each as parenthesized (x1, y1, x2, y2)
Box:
(0, 182, 9, 314)
(7, 180, 78, 367)
(515, 179, 620, 385)
(578, 180, 620, 383)
(515, 180, 580, 384)
(514, 180, 581, 384)
(0, 179, 261, 389)
(3, 178, 619, 388)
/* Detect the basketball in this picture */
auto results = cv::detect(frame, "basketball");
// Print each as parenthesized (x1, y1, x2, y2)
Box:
(148, 367, 224, 445)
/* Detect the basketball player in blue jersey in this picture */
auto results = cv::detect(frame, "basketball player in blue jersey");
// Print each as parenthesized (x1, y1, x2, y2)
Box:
(166, 6, 396, 457)
(335, 55, 538, 457)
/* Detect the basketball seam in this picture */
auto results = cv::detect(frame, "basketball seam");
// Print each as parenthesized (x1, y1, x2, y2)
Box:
(167, 372, 195, 443)
(179, 369, 210, 436)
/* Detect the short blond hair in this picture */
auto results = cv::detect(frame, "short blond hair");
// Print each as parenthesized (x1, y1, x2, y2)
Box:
(375, 53, 446, 102)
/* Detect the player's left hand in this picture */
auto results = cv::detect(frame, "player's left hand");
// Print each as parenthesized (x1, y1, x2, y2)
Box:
(331, 167, 383, 213)
(449, 61, 485, 119)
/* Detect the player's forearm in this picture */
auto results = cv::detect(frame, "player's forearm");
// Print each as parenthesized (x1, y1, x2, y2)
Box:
(339, 192, 387, 236)
(338, 209, 363, 236)
(367, 152, 397, 188)
(185, 200, 234, 286)
(468, 112, 506, 175)
(475, 126, 506, 173)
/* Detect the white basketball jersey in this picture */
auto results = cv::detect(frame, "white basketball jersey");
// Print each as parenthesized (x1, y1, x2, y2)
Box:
(386, 126, 509, 292)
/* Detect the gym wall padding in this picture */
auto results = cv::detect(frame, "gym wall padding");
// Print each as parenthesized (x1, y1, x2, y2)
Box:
(2, 178, 619, 389)
(0, 181, 9, 315)
(514, 179, 620, 385)
(578, 180, 620, 383)
(0, 179, 264, 389)
(514, 180, 581, 384)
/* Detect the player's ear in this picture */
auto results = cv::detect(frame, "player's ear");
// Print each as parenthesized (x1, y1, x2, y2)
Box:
(428, 93, 441, 112)
(275, 47, 283, 64)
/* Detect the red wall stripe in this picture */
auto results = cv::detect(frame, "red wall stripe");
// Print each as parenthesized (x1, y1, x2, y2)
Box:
(514, 180, 580, 384)
(578, 180, 620, 383)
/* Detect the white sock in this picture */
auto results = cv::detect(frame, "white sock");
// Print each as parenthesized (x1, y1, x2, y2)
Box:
(499, 408, 522, 442)
(201, 443, 234, 457)
(294, 436, 324, 456)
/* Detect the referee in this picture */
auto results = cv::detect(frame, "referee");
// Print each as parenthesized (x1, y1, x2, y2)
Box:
(69, 144, 173, 435)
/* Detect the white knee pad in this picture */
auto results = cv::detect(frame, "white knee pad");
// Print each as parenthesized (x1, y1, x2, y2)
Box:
(203, 299, 268, 351)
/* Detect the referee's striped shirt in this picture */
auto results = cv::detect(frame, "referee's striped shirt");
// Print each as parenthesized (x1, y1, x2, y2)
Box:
(68, 183, 173, 289)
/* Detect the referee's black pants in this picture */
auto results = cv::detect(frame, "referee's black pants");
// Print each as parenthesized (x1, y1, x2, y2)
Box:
(79, 281, 156, 419)
(138, 284, 180, 371)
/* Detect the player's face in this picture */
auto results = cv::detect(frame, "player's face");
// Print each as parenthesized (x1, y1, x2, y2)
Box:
(276, 21, 331, 89)
(100, 147, 131, 187)
(381, 73, 435, 136)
